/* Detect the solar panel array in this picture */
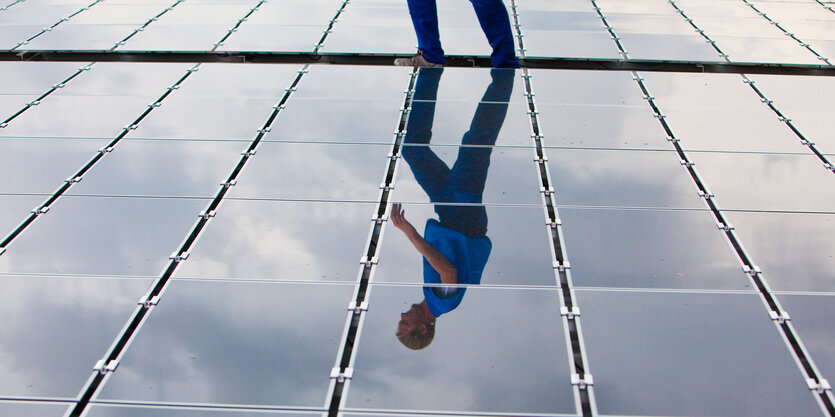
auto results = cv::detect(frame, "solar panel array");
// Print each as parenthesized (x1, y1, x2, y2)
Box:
(0, 0, 834, 416)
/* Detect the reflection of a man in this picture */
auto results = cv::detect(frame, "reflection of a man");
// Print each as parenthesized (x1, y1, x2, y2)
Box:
(391, 68, 514, 350)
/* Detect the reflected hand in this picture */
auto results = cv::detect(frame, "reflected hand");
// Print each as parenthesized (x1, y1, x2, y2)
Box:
(391, 203, 417, 237)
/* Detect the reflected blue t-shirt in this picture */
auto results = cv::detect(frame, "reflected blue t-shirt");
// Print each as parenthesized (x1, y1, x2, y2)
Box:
(422, 219, 492, 317)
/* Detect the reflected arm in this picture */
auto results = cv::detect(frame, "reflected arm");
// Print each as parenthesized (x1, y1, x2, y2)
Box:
(391, 203, 458, 284)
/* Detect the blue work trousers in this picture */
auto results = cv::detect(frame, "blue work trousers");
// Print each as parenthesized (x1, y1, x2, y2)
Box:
(406, 0, 520, 68)
(402, 68, 514, 235)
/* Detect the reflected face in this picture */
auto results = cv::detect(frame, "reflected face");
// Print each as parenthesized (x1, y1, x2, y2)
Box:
(396, 303, 427, 337)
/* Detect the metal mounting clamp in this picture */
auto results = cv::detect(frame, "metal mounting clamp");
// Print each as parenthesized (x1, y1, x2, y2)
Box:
(138, 295, 160, 307)
(571, 373, 594, 389)
(769, 310, 791, 323)
(65, 176, 82, 184)
(742, 265, 762, 275)
(807, 378, 831, 393)
(94, 359, 119, 374)
(199, 210, 216, 219)
(553, 261, 570, 271)
(698, 190, 714, 199)
(241, 150, 256, 156)
(348, 301, 369, 312)
(546, 218, 562, 227)
(31, 206, 49, 215)
(169, 251, 190, 262)
(561, 306, 580, 319)
(372, 215, 388, 224)
(680, 160, 695, 167)
(221, 179, 238, 187)
(360, 256, 378, 266)
(330, 367, 354, 383)
(716, 222, 734, 231)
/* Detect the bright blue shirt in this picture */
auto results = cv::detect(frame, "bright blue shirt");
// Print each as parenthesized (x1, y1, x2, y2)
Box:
(422, 219, 492, 317)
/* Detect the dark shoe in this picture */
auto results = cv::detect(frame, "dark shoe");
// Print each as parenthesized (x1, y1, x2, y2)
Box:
(394, 52, 443, 68)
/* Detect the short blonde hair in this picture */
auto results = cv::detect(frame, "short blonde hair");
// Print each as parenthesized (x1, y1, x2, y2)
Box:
(397, 322, 435, 350)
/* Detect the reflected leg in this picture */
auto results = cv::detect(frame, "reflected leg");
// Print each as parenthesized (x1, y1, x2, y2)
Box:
(437, 69, 514, 235)
(406, 0, 446, 65)
(402, 68, 451, 202)
(470, 0, 520, 68)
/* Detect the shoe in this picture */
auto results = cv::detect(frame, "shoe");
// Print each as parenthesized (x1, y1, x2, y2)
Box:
(394, 52, 443, 68)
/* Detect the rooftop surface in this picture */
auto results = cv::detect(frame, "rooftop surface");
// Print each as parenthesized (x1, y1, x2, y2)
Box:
(1, 0, 834, 416)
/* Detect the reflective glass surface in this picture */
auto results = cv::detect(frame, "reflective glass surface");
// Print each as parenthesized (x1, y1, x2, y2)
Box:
(546, 148, 706, 209)
(69, 4, 165, 24)
(0, 402, 73, 417)
(0, 25, 44, 49)
(0, 94, 37, 119)
(0, 275, 153, 398)
(119, 25, 234, 51)
(686, 152, 835, 211)
(777, 294, 835, 383)
(55, 63, 192, 96)
(747, 74, 835, 155)
(561, 207, 751, 290)
(216, 25, 324, 52)
(0, 95, 159, 139)
(165, 64, 301, 98)
(21, 24, 139, 50)
(722, 211, 835, 292)
(239, 4, 338, 25)
(523, 30, 623, 59)
(393, 145, 542, 205)
(225, 142, 392, 201)
(290, 65, 410, 101)
(375, 203, 556, 287)
(617, 33, 725, 61)
(0, 195, 46, 236)
(0, 196, 207, 276)
(711, 36, 824, 65)
(262, 99, 404, 144)
(577, 290, 822, 416)
(86, 406, 322, 417)
(0, 3, 82, 25)
(0, 137, 110, 194)
(344, 284, 574, 414)
(0, 62, 85, 94)
(319, 25, 416, 54)
(537, 104, 669, 149)
(172, 200, 376, 282)
(530, 69, 648, 107)
(128, 97, 277, 140)
(65, 139, 246, 197)
(97, 280, 353, 408)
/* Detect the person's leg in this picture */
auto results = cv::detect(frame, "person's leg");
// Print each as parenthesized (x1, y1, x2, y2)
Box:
(402, 68, 450, 202)
(438, 69, 514, 235)
(470, 0, 519, 68)
(406, 0, 446, 65)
